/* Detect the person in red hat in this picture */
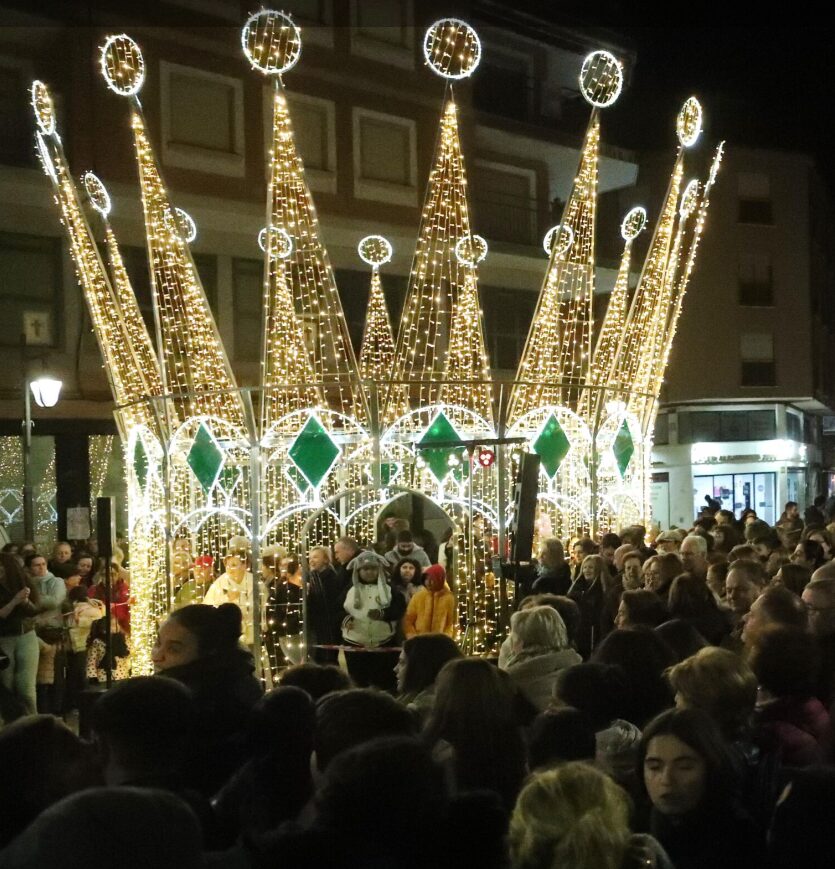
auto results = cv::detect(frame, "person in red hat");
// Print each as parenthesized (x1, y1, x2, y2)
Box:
(403, 564, 456, 639)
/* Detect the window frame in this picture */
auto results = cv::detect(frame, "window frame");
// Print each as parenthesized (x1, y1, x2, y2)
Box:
(352, 106, 418, 206)
(160, 60, 245, 178)
(349, 0, 415, 69)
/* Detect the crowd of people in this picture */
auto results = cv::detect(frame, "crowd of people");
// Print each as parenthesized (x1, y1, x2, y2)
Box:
(1, 496, 835, 867)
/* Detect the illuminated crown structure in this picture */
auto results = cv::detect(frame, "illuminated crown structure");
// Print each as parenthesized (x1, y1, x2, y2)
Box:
(32, 13, 723, 676)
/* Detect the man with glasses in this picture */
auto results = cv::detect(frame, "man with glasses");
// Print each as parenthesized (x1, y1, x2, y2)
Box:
(802, 568, 835, 706)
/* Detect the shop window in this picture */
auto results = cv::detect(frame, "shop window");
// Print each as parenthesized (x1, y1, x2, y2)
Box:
(481, 285, 536, 370)
(786, 412, 803, 442)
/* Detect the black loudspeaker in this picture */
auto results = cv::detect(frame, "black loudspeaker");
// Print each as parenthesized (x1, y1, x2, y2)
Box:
(96, 497, 115, 561)
(510, 453, 540, 564)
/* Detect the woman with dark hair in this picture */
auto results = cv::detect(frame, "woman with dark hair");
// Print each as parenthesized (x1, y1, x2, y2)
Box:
(390, 556, 424, 603)
(667, 573, 732, 645)
(771, 562, 812, 596)
(152, 603, 263, 793)
(749, 625, 832, 766)
(424, 657, 526, 811)
(615, 589, 669, 630)
(639, 708, 763, 869)
(654, 619, 708, 662)
(790, 539, 826, 571)
(395, 633, 462, 722)
(593, 627, 675, 728)
(642, 552, 682, 601)
(0, 552, 40, 716)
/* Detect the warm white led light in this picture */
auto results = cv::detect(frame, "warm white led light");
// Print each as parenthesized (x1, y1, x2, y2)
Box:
(82, 171, 112, 217)
(259, 225, 293, 259)
(708, 140, 725, 188)
(679, 180, 700, 217)
(454, 234, 488, 266)
(423, 18, 481, 80)
(677, 96, 703, 148)
(174, 207, 197, 243)
(620, 206, 647, 241)
(100, 34, 145, 96)
(579, 50, 623, 108)
(543, 224, 574, 257)
(358, 235, 393, 267)
(31, 80, 56, 135)
(241, 9, 302, 75)
(35, 132, 57, 182)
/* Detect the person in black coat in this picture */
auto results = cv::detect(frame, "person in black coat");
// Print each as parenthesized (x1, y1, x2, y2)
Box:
(305, 546, 351, 664)
(531, 538, 572, 595)
(152, 603, 263, 795)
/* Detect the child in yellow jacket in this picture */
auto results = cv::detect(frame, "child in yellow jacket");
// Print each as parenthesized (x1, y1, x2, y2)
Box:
(403, 564, 456, 638)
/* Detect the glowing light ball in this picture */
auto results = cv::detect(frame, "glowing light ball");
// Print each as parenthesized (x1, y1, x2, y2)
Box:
(242, 10, 302, 75)
(82, 171, 112, 217)
(620, 206, 647, 241)
(423, 18, 481, 80)
(579, 50, 623, 108)
(677, 96, 703, 148)
(100, 34, 145, 96)
(358, 235, 393, 268)
(175, 207, 197, 243)
(543, 224, 574, 257)
(455, 234, 488, 266)
(258, 226, 294, 259)
(31, 80, 56, 135)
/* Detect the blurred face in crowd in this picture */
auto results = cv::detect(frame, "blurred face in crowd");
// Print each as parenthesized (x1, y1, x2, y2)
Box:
(152, 618, 200, 672)
(726, 568, 760, 616)
(753, 542, 771, 562)
(622, 555, 643, 590)
(680, 539, 707, 576)
(308, 548, 328, 572)
(359, 564, 379, 584)
(581, 558, 598, 581)
(76, 556, 94, 579)
(28, 555, 48, 578)
(171, 552, 190, 578)
(572, 542, 585, 565)
(808, 532, 831, 559)
(786, 504, 800, 520)
(192, 561, 213, 586)
(643, 559, 663, 592)
(599, 545, 615, 566)
(333, 540, 356, 565)
(791, 545, 814, 569)
(706, 565, 726, 599)
(399, 561, 417, 582)
(614, 599, 630, 629)
(802, 584, 835, 637)
(656, 538, 680, 555)
(53, 543, 72, 564)
(394, 651, 408, 693)
(741, 594, 767, 645)
(224, 555, 246, 584)
(644, 735, 707, 817)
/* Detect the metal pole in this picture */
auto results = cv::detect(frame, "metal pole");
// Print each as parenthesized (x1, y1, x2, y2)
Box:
(22, 380, 34, 542)
(249, 438, 263, 682)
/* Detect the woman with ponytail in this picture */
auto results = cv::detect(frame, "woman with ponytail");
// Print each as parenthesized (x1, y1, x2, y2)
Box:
(152, 603, 263, 793)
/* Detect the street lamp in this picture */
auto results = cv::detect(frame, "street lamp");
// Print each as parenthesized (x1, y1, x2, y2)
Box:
(23, 376, 62, 541)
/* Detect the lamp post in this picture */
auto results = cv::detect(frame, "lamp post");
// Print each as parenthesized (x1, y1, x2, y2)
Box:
(23, 377, 62, 541)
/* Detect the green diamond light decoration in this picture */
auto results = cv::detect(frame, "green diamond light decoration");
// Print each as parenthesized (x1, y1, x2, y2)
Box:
(418, 411, 464, 483)
(285, 464, 311, 495)
(288, 414, 340, 490)
(532, 413, 571, 478)
(132, 437, 148, 490)
(186, 423, 224, 493)
(613, 419, 635, 478)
